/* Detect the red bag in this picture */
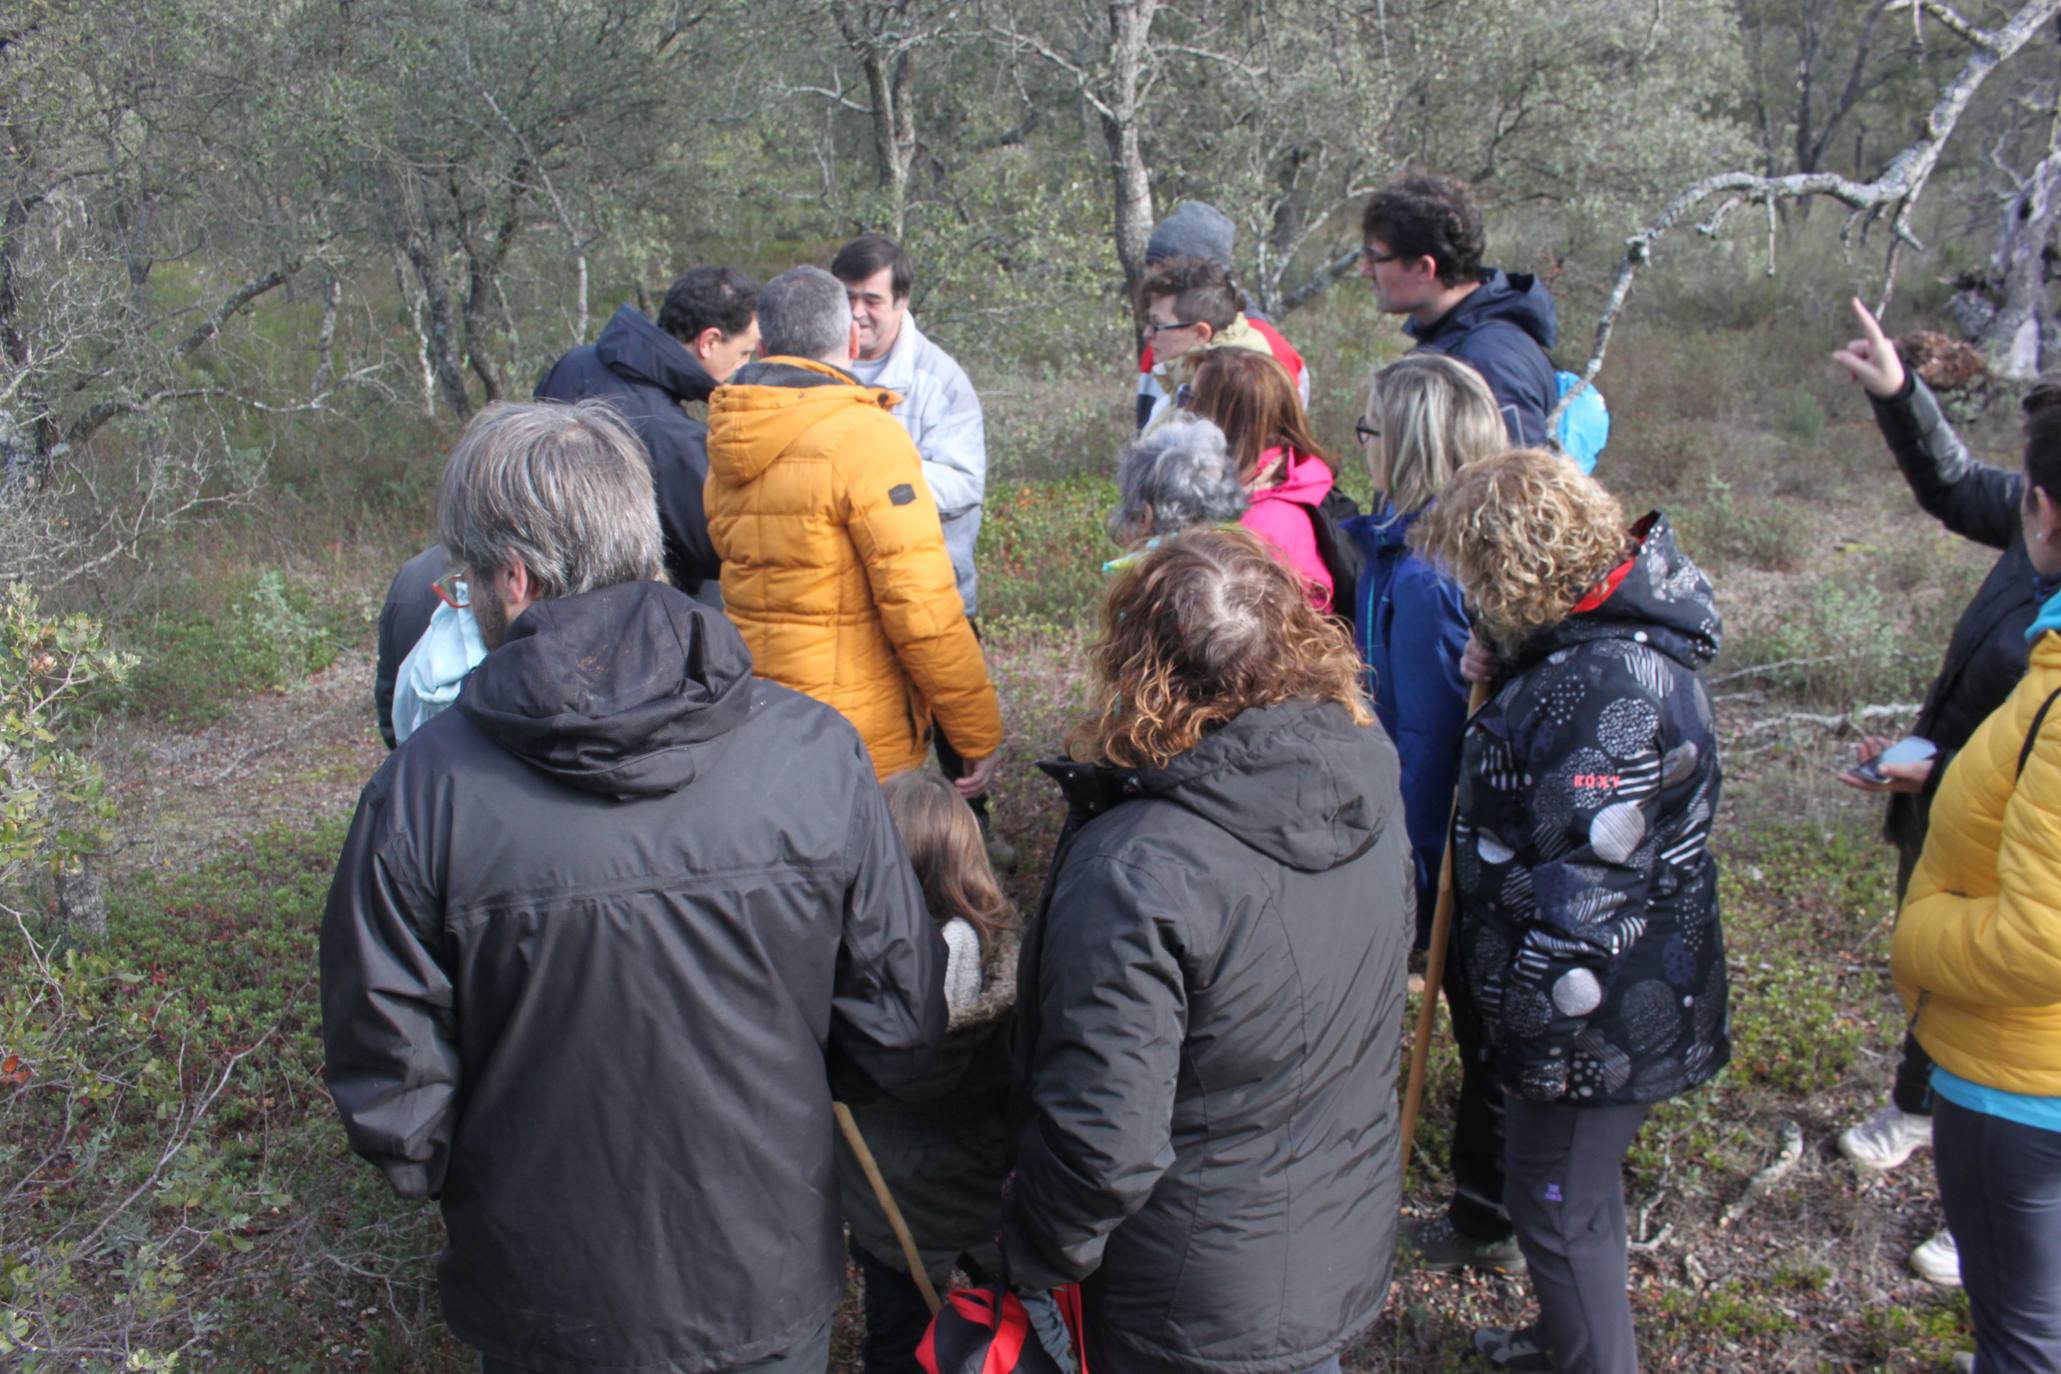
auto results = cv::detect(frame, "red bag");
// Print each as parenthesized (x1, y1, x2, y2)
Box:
(915, 1275, 1087, 1374)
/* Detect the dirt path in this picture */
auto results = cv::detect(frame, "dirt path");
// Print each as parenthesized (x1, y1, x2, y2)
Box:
(96, 647, 388, 882)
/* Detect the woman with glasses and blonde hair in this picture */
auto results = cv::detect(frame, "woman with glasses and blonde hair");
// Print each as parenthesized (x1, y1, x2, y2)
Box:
(1415, 450, 1728, 1374)
(1352, 354, 1522, 1278)
(1002, 526, 1408, 1374)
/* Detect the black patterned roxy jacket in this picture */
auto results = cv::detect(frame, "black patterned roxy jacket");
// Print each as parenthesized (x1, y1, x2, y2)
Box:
(1455, 512, 1730, 1107)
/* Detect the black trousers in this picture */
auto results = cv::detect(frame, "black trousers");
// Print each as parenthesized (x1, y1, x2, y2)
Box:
(853, 1242, 977, 1374)
(1934, 1096, 2061, 1374)
(1446, 937, 1513, 1243)
(932, 616, 989, 820)
(1503, 1099, 1652, 1374)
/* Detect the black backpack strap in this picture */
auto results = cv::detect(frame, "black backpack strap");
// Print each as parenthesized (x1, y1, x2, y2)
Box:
(2018, 683, 2061, 780)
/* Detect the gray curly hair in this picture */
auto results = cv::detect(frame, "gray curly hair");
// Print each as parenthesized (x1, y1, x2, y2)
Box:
(1107, 413, 1248, 545)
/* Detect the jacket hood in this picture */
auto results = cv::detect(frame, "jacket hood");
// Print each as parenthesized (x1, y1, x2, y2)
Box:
(1253, 446, 1334, 507)
(594, 304, 720, 404)
(707, 356, 899, 484)
(456, 580, 756, 799)
(1408, 270, 1559, 352)
(1040, 699, 1392, 871)
(1518, 511, 1722, 671)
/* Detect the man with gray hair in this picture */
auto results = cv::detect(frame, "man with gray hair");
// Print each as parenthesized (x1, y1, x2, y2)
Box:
(322, 399, 946, 1374)
(706, 267, 1005, 788)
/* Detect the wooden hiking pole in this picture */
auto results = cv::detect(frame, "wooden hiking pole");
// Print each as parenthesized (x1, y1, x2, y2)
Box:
(1399, 679, 1490, 1179)
(833, 1101, 943, 1315)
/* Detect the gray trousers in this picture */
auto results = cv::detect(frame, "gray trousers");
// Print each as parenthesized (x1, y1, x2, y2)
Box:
(1503, 1098, 1651, 1374)
(480, 1315, 831, 1374)
(1935, 1096, 2061, 1374)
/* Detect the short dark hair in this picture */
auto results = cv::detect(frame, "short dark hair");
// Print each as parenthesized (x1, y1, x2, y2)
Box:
(830, 233, 913, 300)
(1137, 256, 1241, 332)
(657, 267, 759, 343)
(2024, 380, 2061, 502)
(1361, 174, 1485, 287)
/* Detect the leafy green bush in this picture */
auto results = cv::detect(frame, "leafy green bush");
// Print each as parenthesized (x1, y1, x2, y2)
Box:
(1670, 472, 1812, 572)
(977, 475, 1120, 628)
(1716, 567, 1932, 707)
(0, 821, 465, 1372)
(119, 570, 371, 726)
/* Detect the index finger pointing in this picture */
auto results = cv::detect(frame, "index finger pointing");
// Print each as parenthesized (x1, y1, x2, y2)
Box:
(1851, 295, 1889, 347)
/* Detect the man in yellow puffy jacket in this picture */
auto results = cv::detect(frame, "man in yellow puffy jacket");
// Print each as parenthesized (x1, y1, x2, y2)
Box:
(705, 266, 1004, 785)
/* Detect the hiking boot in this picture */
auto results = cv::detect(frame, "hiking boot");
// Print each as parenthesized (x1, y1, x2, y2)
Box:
(1839, 1103, 1932, 1172)
(1471, 1324, 1553, 1371)
(1403, 1214, 1527, 1275)
(1911, 1229, 1961, 1288)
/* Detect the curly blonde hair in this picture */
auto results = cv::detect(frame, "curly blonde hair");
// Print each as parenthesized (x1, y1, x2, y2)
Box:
(1070, 527, 1372, 769)
(1413, 448, 1630, 650)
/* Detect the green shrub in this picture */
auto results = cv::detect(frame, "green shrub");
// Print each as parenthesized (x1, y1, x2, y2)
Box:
(1716, 567, 1932, 707)
(977, 475, 1120, 628)
(0, 821, 466, 1372)
(1670, 472, 1811, 572)
(119, 569, 371, 726)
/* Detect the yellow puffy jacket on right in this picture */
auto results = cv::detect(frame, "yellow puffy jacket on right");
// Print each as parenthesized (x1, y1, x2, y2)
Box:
(704, 356, 1003, 780)
(1895, 629, 2061, 1095)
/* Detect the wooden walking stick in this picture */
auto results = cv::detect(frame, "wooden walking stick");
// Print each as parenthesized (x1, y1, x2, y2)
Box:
(833, 1101, 943, 1316)
(1399, 679, 1490, 1179)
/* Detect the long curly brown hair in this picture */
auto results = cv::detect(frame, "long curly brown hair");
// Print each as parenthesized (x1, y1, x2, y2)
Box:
(1069, 526, 1373, 769)
(1413, 447, 1630, 651)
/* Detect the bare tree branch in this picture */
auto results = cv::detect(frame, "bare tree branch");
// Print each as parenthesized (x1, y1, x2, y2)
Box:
(1553, 0, 2061, 427)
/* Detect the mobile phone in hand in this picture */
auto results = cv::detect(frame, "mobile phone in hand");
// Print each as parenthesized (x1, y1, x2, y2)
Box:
(1849, 735, 1938, 784)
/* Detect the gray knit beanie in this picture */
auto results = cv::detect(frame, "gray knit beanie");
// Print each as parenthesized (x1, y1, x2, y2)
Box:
(1146, 202, 1237, 268)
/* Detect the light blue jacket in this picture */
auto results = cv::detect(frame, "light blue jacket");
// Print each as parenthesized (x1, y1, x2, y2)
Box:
(850, 316, 987, 616)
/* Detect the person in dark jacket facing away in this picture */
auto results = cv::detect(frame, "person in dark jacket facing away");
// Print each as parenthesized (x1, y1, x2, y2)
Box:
(1417, 450, 1729, 1374)
(1347, 354, 1526, 1276)
(372, 541, 448, 748)
(1004, 526, 1411, 1374)
(1827, 297, 2055, 1288)
(1359, 174, 1559, 447)
(534, 266, 759, 601)
(321, 400, 947, 1374)
(836, 769, 1071, 1374)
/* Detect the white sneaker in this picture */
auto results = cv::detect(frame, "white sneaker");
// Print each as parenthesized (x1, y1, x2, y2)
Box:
(1839, 1103, 1932, 1171)
(1911, 1229, 1961, 1287)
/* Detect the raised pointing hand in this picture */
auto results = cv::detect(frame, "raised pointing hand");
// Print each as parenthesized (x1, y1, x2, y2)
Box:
(1830, 296, 1907, 399)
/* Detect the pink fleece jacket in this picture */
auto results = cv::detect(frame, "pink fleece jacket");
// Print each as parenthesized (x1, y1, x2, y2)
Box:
(1240, 446, 1335, 612)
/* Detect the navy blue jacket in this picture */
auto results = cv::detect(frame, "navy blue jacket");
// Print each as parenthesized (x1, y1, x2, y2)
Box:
(1349, 506, 1470, 944)
(535, 305, 723, 598)
(1406, 271, 1560, 447)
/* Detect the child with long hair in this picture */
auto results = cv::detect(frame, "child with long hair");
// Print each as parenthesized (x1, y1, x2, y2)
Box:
(834, 770, 1049, 1372)
(1185, 349, 1340, 611)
